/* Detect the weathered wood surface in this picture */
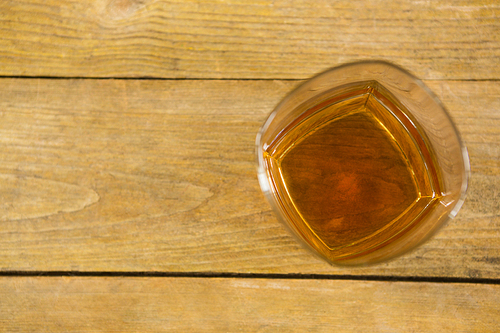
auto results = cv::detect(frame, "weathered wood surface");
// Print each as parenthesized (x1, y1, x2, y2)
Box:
(0, 78, 498, 278)
(0, 277, 498, 332)
(0, 0, 499, 79)
(0, 0, 498, 331)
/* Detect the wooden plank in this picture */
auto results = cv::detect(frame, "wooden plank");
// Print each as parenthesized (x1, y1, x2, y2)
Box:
(0, 78, 498, 277)
(0, 0, 499, 79)
(0, 276, 499, 332)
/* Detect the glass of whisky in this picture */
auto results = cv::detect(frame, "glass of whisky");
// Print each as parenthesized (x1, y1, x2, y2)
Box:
(256, 61, 470, 266)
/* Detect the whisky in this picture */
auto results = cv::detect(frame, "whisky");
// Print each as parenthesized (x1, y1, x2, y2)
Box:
(262, 81, 443, 263)
(258, 61, 469, 266)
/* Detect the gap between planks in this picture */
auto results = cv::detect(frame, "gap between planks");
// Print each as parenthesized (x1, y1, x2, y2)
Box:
(0, 271, 499, 285)
(0, 75, 499, 82)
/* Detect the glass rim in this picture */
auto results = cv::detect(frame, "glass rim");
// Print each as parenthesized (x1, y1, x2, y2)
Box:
(255, 60, 471, 265)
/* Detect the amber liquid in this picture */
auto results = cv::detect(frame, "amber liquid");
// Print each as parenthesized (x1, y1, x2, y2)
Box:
(264, 82, 442, 263)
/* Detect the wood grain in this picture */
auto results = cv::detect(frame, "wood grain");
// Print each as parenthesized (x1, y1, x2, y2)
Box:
(0, 78, 498, 278)
(0, 174, 99, 221)
(0, 0, 499, 79)
(0, 276, 499, 332)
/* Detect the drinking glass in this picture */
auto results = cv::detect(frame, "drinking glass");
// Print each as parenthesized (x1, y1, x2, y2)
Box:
(256, 61, 470, 265)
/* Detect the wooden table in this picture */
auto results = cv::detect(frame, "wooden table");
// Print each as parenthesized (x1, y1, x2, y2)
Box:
(0, 0, 499, 331)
